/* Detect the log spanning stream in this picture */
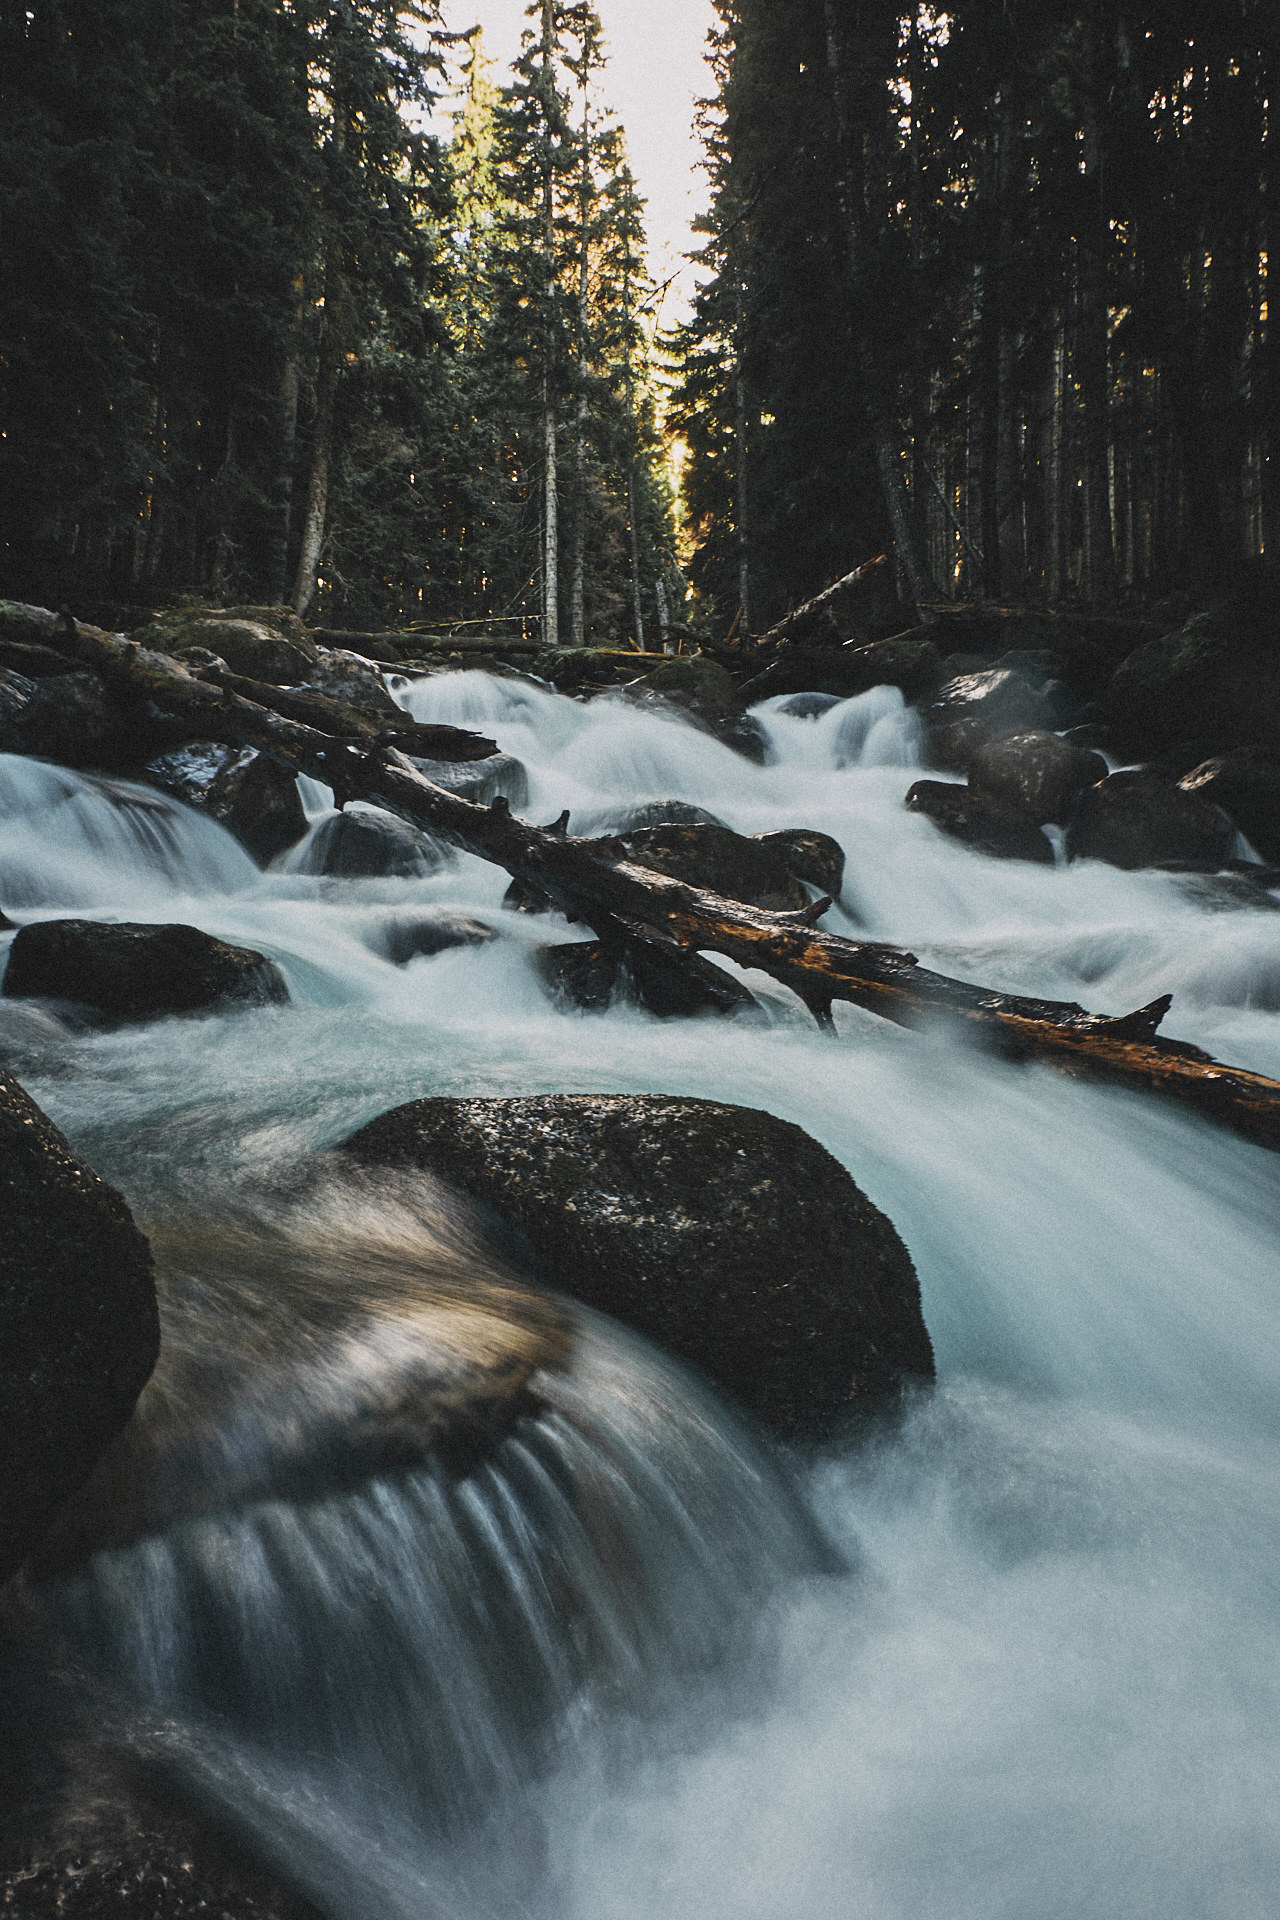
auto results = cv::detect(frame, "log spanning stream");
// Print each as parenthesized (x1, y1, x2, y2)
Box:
(3, 674, 1280, 1916)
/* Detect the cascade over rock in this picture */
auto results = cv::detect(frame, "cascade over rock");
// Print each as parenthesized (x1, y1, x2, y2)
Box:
(967, 730, 1108, 825)
(0, 1070, 158, 1585)
(906, 779, 1055, 863)
(340, 1095, 934, 1438)
(294, 806, 446, 880)
(1066, 769, 1237, 870)
(2, 920, 289, 1022)
(145, 742, 309, 866)
(1178, 748, 1280, 863)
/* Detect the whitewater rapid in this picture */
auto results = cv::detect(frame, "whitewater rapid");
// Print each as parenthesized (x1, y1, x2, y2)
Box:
(2, 673, 1278, 1918)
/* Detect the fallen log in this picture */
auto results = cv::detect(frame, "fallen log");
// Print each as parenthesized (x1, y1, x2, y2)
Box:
(759, 554, 889, 649)
(34, 610, 1280, 1156)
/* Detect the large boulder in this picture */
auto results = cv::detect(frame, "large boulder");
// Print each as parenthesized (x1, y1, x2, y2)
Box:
(1177, 748, 1280, 863)
(2, 920, 289, 1022)
(967, 729, 1108, 825)
(739, 635, 945, 705)
(160, 614, 317, 685)
(0, 1070, 158, 1584)
(1066, 769, 1237, 870)
(289, 647, 403, 718)
(602, 821, 808, 910)
(0, 668, 117, 768)
(905, 779, 1055, 863)
(294, 805, 445, 879)
(144, 743, 308, 866)
(623, 655, 766, 760)
(922, 668, 1076, 769)
(1105, 603, 1280, 755)
(340, 1095, 933, 1438)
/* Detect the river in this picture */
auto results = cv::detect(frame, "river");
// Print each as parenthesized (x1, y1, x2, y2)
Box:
(2, 673, 1279, 1918)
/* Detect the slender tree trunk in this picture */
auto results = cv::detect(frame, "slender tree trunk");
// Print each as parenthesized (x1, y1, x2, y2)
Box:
(292, 301, 339, 619)
(1044, 317, 1066, 602)
(267, 355, 300, 607)
(734, 277, 751, 634)
(570, 95, 590, 647)
(822, 0, 938, 607)
(1078, 8, 1118, 609)
(540, 0, 560, 648)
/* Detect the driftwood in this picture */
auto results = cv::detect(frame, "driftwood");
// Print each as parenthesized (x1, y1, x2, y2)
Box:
(759, 553, 889, 649)
(33, 611, 1280, 1157)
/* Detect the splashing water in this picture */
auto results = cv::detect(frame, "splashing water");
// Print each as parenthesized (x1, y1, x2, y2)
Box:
(3, 676, 1280, 1917)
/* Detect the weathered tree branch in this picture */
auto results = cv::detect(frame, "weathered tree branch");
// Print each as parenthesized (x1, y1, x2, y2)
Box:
(760, 554, 889, 649)
(36, 611, 1280, 1156)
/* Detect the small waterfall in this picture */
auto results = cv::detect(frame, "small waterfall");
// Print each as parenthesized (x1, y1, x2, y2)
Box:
(0, 754, 257, 909)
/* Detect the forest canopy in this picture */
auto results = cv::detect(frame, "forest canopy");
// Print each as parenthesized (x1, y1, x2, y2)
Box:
(1, 0, 1277, 639)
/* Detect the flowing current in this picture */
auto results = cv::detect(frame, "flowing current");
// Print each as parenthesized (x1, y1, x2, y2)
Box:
(3, 674, 1280, 1918)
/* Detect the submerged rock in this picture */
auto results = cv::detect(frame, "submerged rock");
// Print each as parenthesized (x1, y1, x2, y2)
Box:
(1066, 769, 1237, 870)
(341, 1094, 934, 1438)
(536, 938, 757, 1020)
(1178, 747, 1280, 863)
(967, 729, 1108, 825)
(372, 911, 496, 966)
(145, 742, 309, 866)
(1, 920, 289, 1022)
(613, 799, 728, 830)
(409, 751, 530, 810)
(775, 691, 844, 719)
(624, 655, 766, 760)
(0, 1069, 158, 1585)
(905, 779, 1055, 863)
(295, 806, 445, 879)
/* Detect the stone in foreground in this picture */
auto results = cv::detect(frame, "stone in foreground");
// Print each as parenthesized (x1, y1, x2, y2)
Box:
(906, 779, 1055, 863)
(0, 1070, 159, 1584)
(2, 920, 289, 1021)
(341, 1095, 933, 1438)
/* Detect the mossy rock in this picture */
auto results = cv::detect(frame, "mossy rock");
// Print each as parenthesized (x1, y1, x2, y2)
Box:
(153, 614, 318, 684)
(626, 653, 742, 721)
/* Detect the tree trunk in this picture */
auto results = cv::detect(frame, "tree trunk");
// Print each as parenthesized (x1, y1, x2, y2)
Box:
(292, 297, 340, 619)
(1078, 8, 1118, 610)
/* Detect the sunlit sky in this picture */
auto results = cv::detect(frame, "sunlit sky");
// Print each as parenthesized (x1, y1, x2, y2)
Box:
(436, 0, 720, 321)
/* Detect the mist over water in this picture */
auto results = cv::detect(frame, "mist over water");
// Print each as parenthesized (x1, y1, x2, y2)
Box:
(2, 674, 1279, 1916)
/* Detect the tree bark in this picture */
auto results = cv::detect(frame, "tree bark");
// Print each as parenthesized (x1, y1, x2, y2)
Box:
(292, 298, 339, 619)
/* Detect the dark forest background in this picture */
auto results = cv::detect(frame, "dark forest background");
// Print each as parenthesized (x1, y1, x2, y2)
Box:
(2, 1, 1277, 640)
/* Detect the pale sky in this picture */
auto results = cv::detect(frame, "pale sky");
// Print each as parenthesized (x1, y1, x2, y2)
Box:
(436, 0, 719, 322)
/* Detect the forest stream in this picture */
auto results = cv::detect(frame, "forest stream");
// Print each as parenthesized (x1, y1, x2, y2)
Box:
(4, 674, 1280, 1919)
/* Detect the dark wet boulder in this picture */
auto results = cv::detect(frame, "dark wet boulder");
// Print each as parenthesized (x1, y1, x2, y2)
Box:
(740, 634, 945, 705)
(295, 805, 445, 879)
(614, 799, 728, 830)
(1105, 606, 1280, 756)
(372, 911, 496, 966)
(906, 779, 1055, 862)
(922, 668, 1076, 769)
(1177, 748, 1280, 864)
(409, 751, 530, 810)
(776, 691, 844, 719)
(144, 743, 308, 866)
(0, 1069, 158, 1585)
(1066, 769, 1237, 870)
(0, 668, 116, 768)
(753, 827, 845, 896)
(967, 730, 1108, 825)
(602, 821, 808, 910)
(1, 1829, 324, 1919)
(289, 647, 403, 719)
(623, 655, 766, 760)
(341, 1095, 933, 1438)
(536, 938, 757, 1020)
(2, 920, 288, 1022)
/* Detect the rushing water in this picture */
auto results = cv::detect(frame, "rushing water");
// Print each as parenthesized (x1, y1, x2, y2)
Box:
(2, 673, 1280, 1918)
